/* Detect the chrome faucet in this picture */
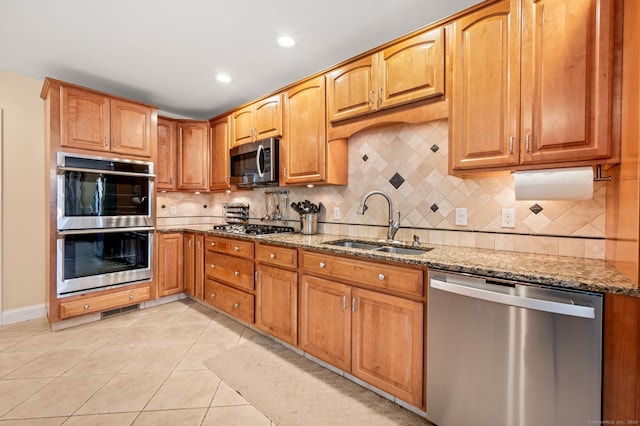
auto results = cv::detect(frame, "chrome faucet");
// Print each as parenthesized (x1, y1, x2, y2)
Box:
(357, 190, 401, 242)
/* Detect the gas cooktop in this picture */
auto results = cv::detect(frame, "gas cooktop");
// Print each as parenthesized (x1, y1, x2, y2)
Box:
(213, 224, 295, 235)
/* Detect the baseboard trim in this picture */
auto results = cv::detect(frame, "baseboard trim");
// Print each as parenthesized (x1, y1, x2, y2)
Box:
(2, 304, 47, 325)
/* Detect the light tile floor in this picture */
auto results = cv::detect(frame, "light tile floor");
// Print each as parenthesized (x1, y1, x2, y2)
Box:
(0, 300, 277, 425)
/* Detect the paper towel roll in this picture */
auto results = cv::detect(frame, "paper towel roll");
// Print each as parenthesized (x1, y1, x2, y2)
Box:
(513, 166, 594, 200)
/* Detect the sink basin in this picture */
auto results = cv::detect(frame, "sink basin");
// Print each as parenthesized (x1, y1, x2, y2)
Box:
(325, 240, 380, 250)
(373, 246, 431, 255)
(324, 239, 432, 256)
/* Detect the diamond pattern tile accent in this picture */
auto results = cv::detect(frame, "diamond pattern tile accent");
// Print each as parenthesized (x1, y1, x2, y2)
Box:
(362, 154, 368, 162)
(430, 144, 439, 153)
(430, 204, 439, 212)
(389, 172, 405, 189)
(160, 204, 166, 209)
(530, 203, 544, 214)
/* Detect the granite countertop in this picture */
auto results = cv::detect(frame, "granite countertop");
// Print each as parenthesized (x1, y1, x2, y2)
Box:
(157, 225, 639, 297)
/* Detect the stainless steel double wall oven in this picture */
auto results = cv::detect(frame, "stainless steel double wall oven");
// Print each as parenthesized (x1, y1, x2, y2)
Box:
(56, 152, 154, 297)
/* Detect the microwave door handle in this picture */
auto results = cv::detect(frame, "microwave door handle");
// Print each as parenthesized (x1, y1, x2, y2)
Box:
(256, 144, 265, 178)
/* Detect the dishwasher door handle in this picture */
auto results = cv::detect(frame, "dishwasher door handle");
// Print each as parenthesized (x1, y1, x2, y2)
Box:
(430, 279, 595, 319)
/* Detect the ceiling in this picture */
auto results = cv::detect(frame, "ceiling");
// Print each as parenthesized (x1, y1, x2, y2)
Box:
(0, 0, 481, 119)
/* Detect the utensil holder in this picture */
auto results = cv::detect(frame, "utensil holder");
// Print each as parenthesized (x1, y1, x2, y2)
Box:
(300, 213, 317, 235)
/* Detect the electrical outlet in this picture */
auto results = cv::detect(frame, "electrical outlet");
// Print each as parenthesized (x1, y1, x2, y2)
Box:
(455, 208, 467, 226)
(333, 207, 341, 220)
(501, 208, 516, 228)
(170, 206, 177, 216)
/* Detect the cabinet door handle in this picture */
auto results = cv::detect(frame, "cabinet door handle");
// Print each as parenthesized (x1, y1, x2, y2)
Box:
(378, 273, 386, 281)
(169, 177, 173, 185)
(342, 295, 347, 310)
(188, 239, 192, 248)
(319, 262, 326, 269)
(234, 271, 240, 276)
(351, 297, 357, 313)
(233, 303, 240, 309)
(197, 240, 201, 249)
(369, 89, 375, 106)
(255, 271, 260, 282)
(211, 292, 216, 298)
(104, 136, 109, 147)
(283, 167, 288, 177)
(210, 264, 216, 269)
(509, 136, 514, 154)
(525, 134, 531, 153)
(377, 87, 383, 108)
(112, 137, 117, 147)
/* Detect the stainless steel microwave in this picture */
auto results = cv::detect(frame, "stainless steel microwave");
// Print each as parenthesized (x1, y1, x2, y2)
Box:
(229, 138, 279, 188)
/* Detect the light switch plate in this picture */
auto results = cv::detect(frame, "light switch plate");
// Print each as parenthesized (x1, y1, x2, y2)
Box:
(501, 208, 515, 228)
(455, 208, 467, 226)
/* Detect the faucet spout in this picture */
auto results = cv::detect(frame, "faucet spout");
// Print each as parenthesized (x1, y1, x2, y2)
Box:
(357, 191, 401, 242)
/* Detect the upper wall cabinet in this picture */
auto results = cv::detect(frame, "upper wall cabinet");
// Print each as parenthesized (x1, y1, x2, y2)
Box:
(231, 94, 283, 147)
(210, 115, 231, 192)
(326, 27, 445, 123)
(157, 117, 177, 191)
(283, 76, 348, 186)
(177, 120, 209, 191)
(449, 0, 616, 174)
(58, 84, 153, 158)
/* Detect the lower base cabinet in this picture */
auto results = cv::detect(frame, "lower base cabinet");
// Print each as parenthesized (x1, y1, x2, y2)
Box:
(157, 232, 184, 297)
(256, 263, 298, 346)
(300, 273, 424, 408)
(205, 278, 255, 324)
(184, 232, 204, 299)
(59, 286, 150, 319)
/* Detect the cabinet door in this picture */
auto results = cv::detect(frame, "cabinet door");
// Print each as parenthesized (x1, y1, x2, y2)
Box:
(158, 233, 184, 297)
(60, 85, 111, 152)
(157, 117, 177, 190)
(183, 232, 195, 297)
(283, 76, 327, 185)
(255, 264, 298, 345)
(449, 0, 520, 172)
(254, 94, 283, 140)
(378, 26, 445, 110)
(519, 0, 614, 165)
(326, 55, 377, 122)
(351, 287, 423, 407)
(110, 99, 152, 157)
(177, 121, 209, 190)
(194, 234, 205, 300)
(231, 106, 254, 147)
(299, 274, 351, 371)
(210, 116, 231, 191)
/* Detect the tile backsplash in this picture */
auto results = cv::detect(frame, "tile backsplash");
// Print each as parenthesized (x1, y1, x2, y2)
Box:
(158, 119, 606, 259)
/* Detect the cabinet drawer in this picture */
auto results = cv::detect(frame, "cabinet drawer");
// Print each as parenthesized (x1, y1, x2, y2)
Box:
(206, 236, 254, 259)
(59, 286, 150, 319)
(205, 251, 255, 291)
(205, 279, 254, 324)
(256, 243, 298, 269)
(302, 251, 423, 298)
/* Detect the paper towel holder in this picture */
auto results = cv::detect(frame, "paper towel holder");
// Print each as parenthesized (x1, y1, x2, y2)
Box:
(594, 165, 611, 182)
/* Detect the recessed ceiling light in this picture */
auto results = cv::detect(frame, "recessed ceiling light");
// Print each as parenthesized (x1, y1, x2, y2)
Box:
(277, 35, 295, 48)
(216, 74, 231, 83)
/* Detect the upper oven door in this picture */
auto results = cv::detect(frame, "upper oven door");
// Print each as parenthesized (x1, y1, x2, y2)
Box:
(57, 152, 155, 230)
(229, 138, 279, 188)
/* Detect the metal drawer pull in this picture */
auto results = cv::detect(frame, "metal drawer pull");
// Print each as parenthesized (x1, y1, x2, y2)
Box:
(211, 292, 216, 298)
(211, 242, 216, 246)
(234, 246, 240, 251)
(234, 271, 240, 276)
(84, 304, 90, 310)
(210, 264, 216, 269)
(270, 253, 276, 259)
(129, 294, 134, 300)
(319, 262, 326, 268)
(233, 303, 240, 308)
(378, 274, 386, 281)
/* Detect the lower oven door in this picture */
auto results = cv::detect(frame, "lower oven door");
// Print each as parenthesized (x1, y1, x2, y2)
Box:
(57, 227, 153, 297)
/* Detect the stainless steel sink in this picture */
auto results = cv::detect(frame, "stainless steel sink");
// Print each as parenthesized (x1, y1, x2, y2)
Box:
(324, 239, 432, 255)
(373, 246, 431, 255)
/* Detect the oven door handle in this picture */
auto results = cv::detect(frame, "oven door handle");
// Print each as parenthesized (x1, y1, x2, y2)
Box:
(58, 166, 155, 179)
(57, 227, 155, 236)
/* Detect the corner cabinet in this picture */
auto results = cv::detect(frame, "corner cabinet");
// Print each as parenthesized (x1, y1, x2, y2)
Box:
(209, 115, 231, 192)
(231, 94, 283, 147)
(326, 27, 445, 123)
(283, 76, 348, 186)
(47, 80, 154, 158)
(177, 120, 209, 191)
(449, 0, 617, 174)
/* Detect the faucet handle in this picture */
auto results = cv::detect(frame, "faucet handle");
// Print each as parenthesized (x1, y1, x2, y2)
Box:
(394, 210, 401, 228)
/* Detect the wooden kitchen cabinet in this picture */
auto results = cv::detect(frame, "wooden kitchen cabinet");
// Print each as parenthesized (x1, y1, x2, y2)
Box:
(283, 76, 348, 186)
(326, 27, 444, 123)
(299, 250, 425, 408)
(255, 243, 298, 345)
(183, 232, 205, 299)
(177, 120, 209, 190)
(157, 117, 177, 190)
(59, 84, 153, 158)
(231, 94, 282, 147)
(209, 115, 231, 191)
(59, 286, 150, 319)
(203, 236, 255, 324)
(449, 0, 616, 174)
(157, 232, 184, 297)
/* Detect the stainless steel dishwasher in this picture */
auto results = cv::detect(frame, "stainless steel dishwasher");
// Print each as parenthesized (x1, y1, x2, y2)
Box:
(426, 269, 603, 426)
